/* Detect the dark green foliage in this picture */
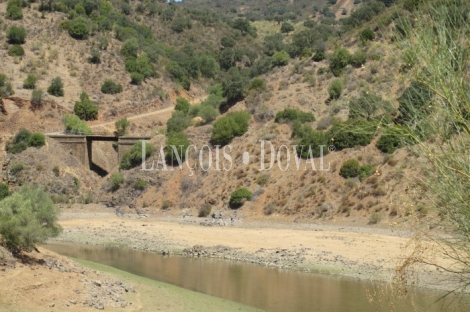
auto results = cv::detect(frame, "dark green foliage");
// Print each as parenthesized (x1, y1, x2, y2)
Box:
(9, 163, 24, 176)
(109, 173, 124, 191)
(349, 91, 391, 120)
(329, 48, 351, 76)
(68, 17, 89, 40)
(327, 120, 376, 150)
(221, 36, 236, 48)
(89, 48, 101, 64)
(0, 185, 62, 253)
(134, 179, 147, 191)
(171, 16, 192, 33)
(339, 159, 360, 178)
(0, 73, 14, 98)
(211, 111, 251, 145)
(396, 81, 434, 124)
(121, 38, 139, 58)
(229, 187, 252, 207)
(130, 72, 144, 85)
(359, 164, 374, 181)
(342, 1, 385, 28)
(231, 18, 257, 37)
(31, 89, 43, 108)
(360, 29, 375, 43)
(328, 79, 343, 99)
(7, 26, 26, 44)
(47, 77, 64, 97)
(119, 141, 153, 170)
(125, 53, 157, 80)
(101, 79, 123, 94)
(6, 129, 30, 154)
(0, 183, 9, 201)
(8, 45, 24, 57)
(303, 19, 316, 28)
(120, 1, 132, 15)
(167, 111, 191, 133)
(6, 0, 23, 20)
(275, 108, 315, 123)
(271, 50, 290, 66)
(222, 67, 248, 101)
(115, 117, 130, 136)
(263, 33, 286, 56)
(250, 56, 273, 77)
(197, 54, 219, 78)
(376, 126, 411, 153)
(62, 114, 92, 135)
(175, 97, 190, 115)
(350, 51, 367, 68)
(28, 133, 46, 148)
(295, 125, 329, 158)
(312, 51, 325, 62)
(74, 92, 98, 121)
(249, 78, 266, 90)
(165, 131, 190, 165)
(280, 22, 294, 33)
(23, 74, 37, 89)
(198, 105, 219, 123)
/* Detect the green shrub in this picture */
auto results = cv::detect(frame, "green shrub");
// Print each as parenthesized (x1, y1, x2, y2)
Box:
(167, 111, 191, 133)
(211, 111, 251, 145)
(0, 73, 14, 98)
(162, 200, 173, 210)
(31, 89, 43, 108)
(62, 114, 92, 134)
(115, 117, 130, 136)
(368, 212, 381, 225)
(280, 22, 294, 33)
(350, 51, 367, 68)
(198, 105, 219, 123)
(101, 79, 123, 94)
(0, 185, 62, 253)
(28, 133, 46, 147)
(74, 92, 98, 121)
(222, 67, 248, 101)
(109, 172, 124, 191)
(272, 50, 290, 67)
(6, 0, 23, 20)
(23, 74, 38, 89)
(249, 78, 266, 90)
(360, 29, 375, 43)
(312, 51, 325, 62)
(165, 131, 190, 165)
(68, 17, 89, 40)
(359, 164, 374, 181)
(89, 48, 100, 64)
(229, 187, 252, 207)
(8, 45, 24, 57)
(47, 77, 64, 97)
(198, 204, 212, 217)
(7, 26, 26, 44)
(119, 141, 153, 170)
(134, 179, 147, 191)
(328, 79, 343, 99)
(329, 48, 351, 76)
(0, 183, 9, 201)
(349, 91, 390, 120)
(339, 159, 360, 178)
(396, 81, 433, 124)
(275, 108, 315, 123)
(121, 38, 139, 58)
(175, 97, 190, 115)
(9, 162, 24, 176)
(326, 120, 375, 151)
(296, 126, 329, 158)
(130, 72, 144, 85)
(376, 127, 409, 153)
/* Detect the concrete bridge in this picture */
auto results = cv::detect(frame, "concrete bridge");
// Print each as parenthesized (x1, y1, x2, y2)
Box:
(47, 134, 151, 176)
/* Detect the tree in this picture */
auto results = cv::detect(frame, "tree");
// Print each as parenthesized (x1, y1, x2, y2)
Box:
(175, 97, 190, 115)
(280, 22, 294, 33)
(101, 79, 123, 94)
(165, 131, 190, 165)
(7, 26, 26, 44)
(23, 74, 38, 89)
(329, 48, 351, 76)
(74, 92, 98, 121)
(115, 117, 130, 136)
(68, 17, 89, 40)
(222, 67, 248, 101)
(47, 77, 64, 97)
(0, 185, 62, 254)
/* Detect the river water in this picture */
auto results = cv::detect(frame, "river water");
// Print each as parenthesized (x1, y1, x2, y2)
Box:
(44, 242, 469, 312)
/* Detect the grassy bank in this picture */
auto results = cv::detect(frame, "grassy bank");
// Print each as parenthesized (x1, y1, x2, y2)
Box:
(72, 258, 263, 312)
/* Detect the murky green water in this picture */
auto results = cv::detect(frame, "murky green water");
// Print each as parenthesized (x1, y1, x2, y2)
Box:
(44, 242, 469, 312)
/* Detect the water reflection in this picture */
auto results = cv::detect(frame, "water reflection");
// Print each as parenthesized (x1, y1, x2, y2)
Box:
(44, 242, 468, 312)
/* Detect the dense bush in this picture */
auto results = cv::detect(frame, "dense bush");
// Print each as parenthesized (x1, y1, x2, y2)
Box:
(28, 133, 46, 147)
(120, 38, 139, 58)
(6, 129, 46, 154)
(167, 111, 191, 133)
(23, 74, 37, 89)
(376, 127, 408, 153)
(101, 79, 123, 94)
(89, 48, 100, 64)
(130, 72, 144, 85)
(329, 48, 351, 76)
(222, 67, 248, 101)
(359, 164, 374, 181)
(31, 89, 43, 108)
(47, 77, 64, 97)
(5, 0, 23, 20)
(350, 51, 367, 68)
(0, 185, 62, 253)
(275, 108, 315, 123)
(0, 73, 14, 98)
(229, 187, 252, 207)
(134, 179, 147, 191)
(360, 29, 376, 43)
(175, 97, 190, 115)
(328, 79, 343, 99)
(198, 204, 212, 217)
(0, 183, 9, 201)
(68, 17, 89, 39)
(62, 114, 92, 135)
(119, 141, 153, 170)
(326, 120, 376, 150)
(349, 91, 390, 120)
(396, 81, 433, 124)
(7, 26, 26, 44)
(8, 45, 24, 57)
(296, 125, 329, 158)
(312, 51, 325, 62)
(109, 173, 124, 191)
(74, 92, 98, 121)
(339, 159, 360, 178)
(115, 117, 130, 136)
(198, 105, 219, 123)
(249, 78, 266, 90)
(271, 50, 290, 66)
(165, 131, 190, 165)
(211, 111, 251, 145)
(280, 22, 294, 33)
